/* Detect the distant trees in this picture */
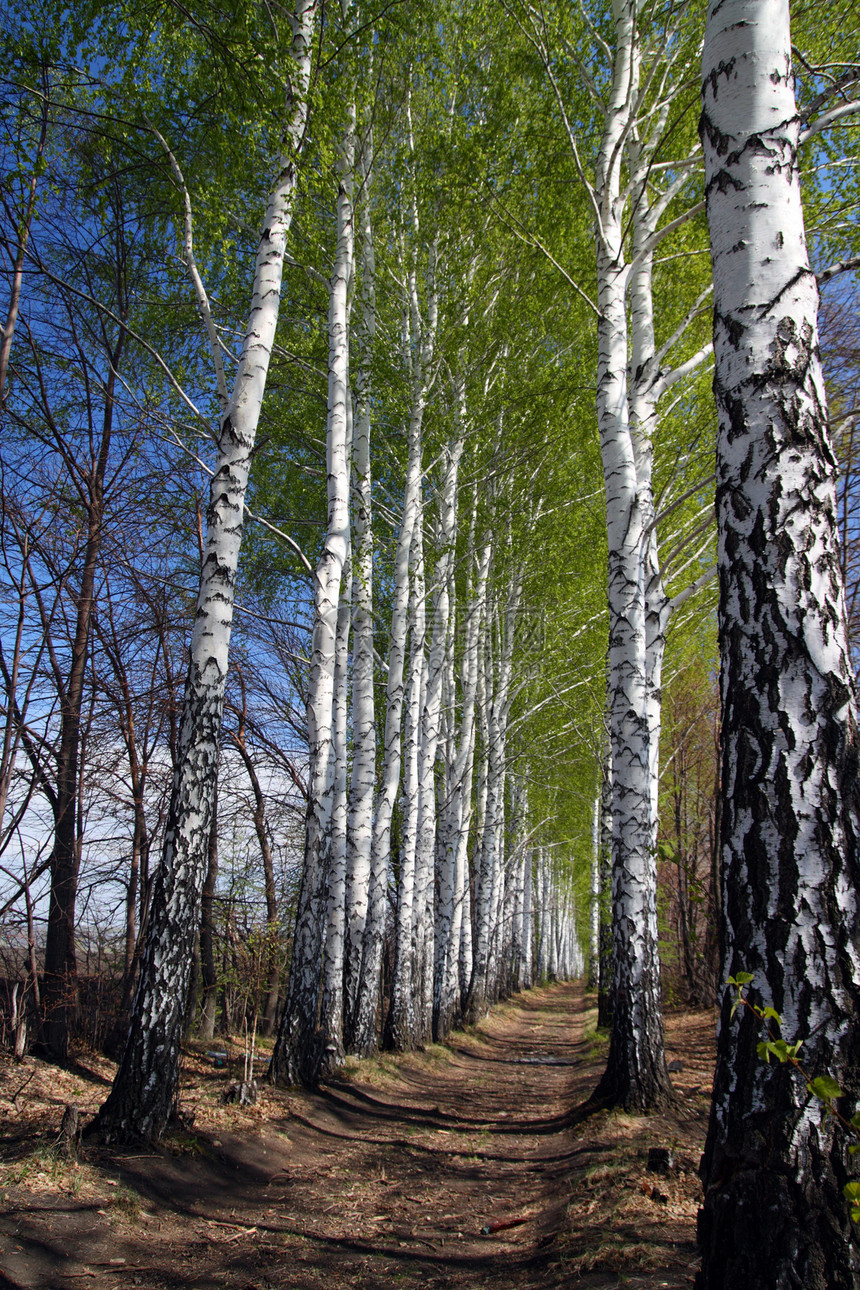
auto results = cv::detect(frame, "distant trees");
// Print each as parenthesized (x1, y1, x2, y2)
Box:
(269, 11, 594, 1083)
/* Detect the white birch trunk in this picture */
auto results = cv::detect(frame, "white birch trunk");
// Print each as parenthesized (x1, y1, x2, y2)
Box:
(433, 568, 459, 1031)
(508, 775, 528, 994)
(486, 769, 506, 1001)
(94, 0, 317, 1142)
(387, 522, 425, 1051)
(467, 562, 522, 1019)
(593, 0, 671, 1112)
(522, 847, 533, 990)
(343, 126, 376, 1048)
(318, 537, 352, 1069)
(535, 848, 548, 983)
(546, 867, 559, 981)
(588, 793, 601, 988)
(272, 97, 354, 1087)
(697, 6, 860, 1283)
(434, 529, 491, 1037)
(351, 449, 417, 1054)
(352, 235, 437, 1054)
(459, 874, 473, 1013)
(413, 433, 462, 1045)
(597, 734, 614, 1029)
(466, 625, 491, 1015)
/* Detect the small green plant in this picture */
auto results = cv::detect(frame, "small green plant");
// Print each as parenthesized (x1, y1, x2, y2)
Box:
(728, 973, 860, 1223)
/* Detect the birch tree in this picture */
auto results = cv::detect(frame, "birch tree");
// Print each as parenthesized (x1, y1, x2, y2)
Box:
(507, 0, 718, 1107)
(270, 74, 356, 1087)
(93, 0, 317, 1142)
(582, 0, 672, 1109)
(697, 3, 860, 1284)
(342, 116, 377, 1049)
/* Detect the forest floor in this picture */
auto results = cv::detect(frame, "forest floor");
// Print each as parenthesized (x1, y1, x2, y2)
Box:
(0, 983, 716, 1289)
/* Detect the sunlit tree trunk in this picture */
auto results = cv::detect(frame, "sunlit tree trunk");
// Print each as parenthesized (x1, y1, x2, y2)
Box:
(593, 0, 672, 1112)
(412, 431, 463, 1045)
(434, 525, 490, 1038)
(508, 775, 528, 994)
(352, 235, 437, 1055)
(343, 126, 376, 1049)
(272, 92, 354, 1087)
(386, 522, 426, 1051)
(521, 843, 533, 990)
(466, 562, 521, 1021)
(198, 790, 219, 1042)
(697, 5, 860, 1285)
(93, 1, 317, 1140)
(318, 538, 353, 1070)
(588, 793, 600, 989)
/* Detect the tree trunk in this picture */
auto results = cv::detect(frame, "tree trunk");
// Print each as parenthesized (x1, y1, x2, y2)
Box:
(42, 342, 123, 1062)
(91, 0, 316, 1141)
(588, 794, 600, 989)
(386, 525, 425, 1052)
(351, 232, 437, 1057)
(343, 125, 376, 1050)
(198, 788, 219, 1042)
(434, 529, 490, 1038)
(317, 540, 353, 1070)
(596, 740, 613, 1028)
(592, 0, 672, 1112)
(697, 5, 860, 1286)
(271, 93, 354, 1088)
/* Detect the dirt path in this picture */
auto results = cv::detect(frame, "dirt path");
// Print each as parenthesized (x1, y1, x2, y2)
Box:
(0, 983, 713, 1289)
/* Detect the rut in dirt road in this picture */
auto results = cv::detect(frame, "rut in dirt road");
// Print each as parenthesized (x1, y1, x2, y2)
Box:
(212, 980, 598, 1290)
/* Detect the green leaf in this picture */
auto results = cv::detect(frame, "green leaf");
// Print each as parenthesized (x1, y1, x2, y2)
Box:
(760, 1040, 794, 1064)
(809, 1076, 844, 1101)
(728, 972, 754, 986)
(761, 1007, 782, 1024)
(756, 1041, 771, 1063)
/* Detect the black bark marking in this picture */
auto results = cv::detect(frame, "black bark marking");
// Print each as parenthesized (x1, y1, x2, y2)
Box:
(704, 56, 737, 101)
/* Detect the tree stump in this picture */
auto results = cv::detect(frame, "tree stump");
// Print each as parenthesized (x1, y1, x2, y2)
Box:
(54, 1105, 81, 1160)
(221, 1080, 258, 1106)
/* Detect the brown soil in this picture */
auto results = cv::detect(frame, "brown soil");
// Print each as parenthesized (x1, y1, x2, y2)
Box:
(0, 983, 715, 1289)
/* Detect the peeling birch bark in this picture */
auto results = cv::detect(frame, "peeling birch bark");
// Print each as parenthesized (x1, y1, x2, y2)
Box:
(386, 521, 425, 1052)
(435, 530, 491, 1037)
(697, 5, 860, 1286)
(412, 431, 463, 1044)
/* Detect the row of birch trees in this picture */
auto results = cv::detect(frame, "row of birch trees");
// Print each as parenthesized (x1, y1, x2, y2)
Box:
(3, 0, 860, 1280)
(1, 0, 599, 1138)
